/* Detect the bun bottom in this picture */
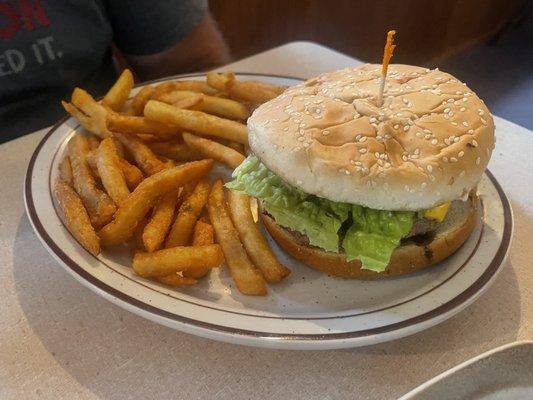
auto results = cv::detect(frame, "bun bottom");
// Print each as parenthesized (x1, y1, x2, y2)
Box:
(261, 196, 478, 279)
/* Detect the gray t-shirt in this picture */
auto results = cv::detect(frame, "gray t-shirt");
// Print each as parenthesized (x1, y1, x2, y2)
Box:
(0, 0, 207, 142)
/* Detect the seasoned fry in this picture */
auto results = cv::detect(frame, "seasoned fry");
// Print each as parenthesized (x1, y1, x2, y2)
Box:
(152, 80, 218, 100)
(102, 69, 134, 111)
(133, 244, 224, 278)
(148, 140, 202, 162)
(98, 159, 213, 246)
(68, 135, 116, 227)
(183, 220, 216, 279)
(182, 133, 245, 169)
(157, 274, 197, 286)
(144, 100, 248, 144)
(226, 79, 284, 104)
(142, 190, 180, 252)
(131, 85, 154, 115)
(118, 158, 144, 190)
(207, 180, 267, 295)
(206, 71, 235, 92)
(66, 88, 111, 138)
(165, 179, 210, 248)
(172, 93, 204, 110)
(134, 216, 150, 250)
(228, 190, 290, 282)
(54, 179, 100, 256)
(107, 113, 180, 138)
(96, 138, 130, 206)
(158, 90, 250, 120)
(58, 156, 73, 184)
(112, 131, 167, 176)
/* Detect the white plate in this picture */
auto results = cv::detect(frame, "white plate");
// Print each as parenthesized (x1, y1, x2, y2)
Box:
(24, 73, 513, 350)
(399, 341, 533, 399)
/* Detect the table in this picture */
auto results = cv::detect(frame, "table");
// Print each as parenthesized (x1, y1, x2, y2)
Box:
(1, 42, 531, 400)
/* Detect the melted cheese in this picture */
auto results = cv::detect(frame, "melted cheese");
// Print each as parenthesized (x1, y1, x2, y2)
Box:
(424, 202, 451, 222)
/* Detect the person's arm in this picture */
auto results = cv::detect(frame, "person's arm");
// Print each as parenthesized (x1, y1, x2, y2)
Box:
(125, 13, 231, 81)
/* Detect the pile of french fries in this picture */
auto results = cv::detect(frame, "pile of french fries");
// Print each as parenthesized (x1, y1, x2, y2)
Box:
(55, 69, 290, 295)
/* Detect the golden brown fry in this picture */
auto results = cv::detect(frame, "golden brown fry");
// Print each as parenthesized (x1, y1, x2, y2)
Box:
(133, 215, 150, 250)
(67, 88, 111, 138)
(133, 244, 224, 278)
(144, 100, 248, 144)
(112, 131, 167, 176)
(228, 190, 290, 282)
(96, 138, 130, 206)
(206, 71, 235, 92)
(131, 85, 155, 115)
(107, 113, 179, 139)
(98, 159, 213, 246)
(119, 158, 143, 189)
(142, 190, 180, 252)
(226, 80, 284, 104)
(182, 132, 245, 169)
(102, 69, 134, 111)
(172, 93, 204, 110)
(152, 80, 218, 100)
(183, 220, 216, 279)
(156, 274, 198, 286)
(54, 179, 100, 256)
(158, 90, 250, 120)
(207, 180, 267, 296)
(58, 156, 73, 185)
(148, 140, 202, 162)
(165, 179, 210, 248)
(68, 135, 116, 227)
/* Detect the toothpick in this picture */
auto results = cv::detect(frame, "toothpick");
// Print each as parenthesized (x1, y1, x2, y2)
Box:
(377, 30, 396, 107)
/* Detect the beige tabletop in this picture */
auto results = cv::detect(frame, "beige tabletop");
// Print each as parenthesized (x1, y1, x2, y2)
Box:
(1, 42, 531, 400)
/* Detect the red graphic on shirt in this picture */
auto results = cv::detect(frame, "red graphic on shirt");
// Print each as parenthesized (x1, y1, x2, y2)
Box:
(0, 0, 50, 39)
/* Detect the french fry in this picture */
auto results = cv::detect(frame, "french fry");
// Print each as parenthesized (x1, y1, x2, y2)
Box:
(98, 159, 213, 246)
(144, 100, 248, 144)
(67, 88, 111, 138)
(133, 244, 223, 278)
(228, 190, 290, 282)
(158, 90, 250, 120)
(142, 190, 180, 252)
(131, 85, 155, 115)
(172, 93, 204, 110)
(183, 220, 216, 279)
(207, 180, 267, 295)
(165, 179, 210, 248)
(112, 131, 167, 176)
(182, 133, 245, 169)
(96, 138, 130, 206)
(226, 141, 245, 154)
(102, 69, 134, 111)
(206, 71, 235, 92)
(68, 135, 116, 227)
(134, 215, 150, 250)
(118, 158, 144, 190)
(54, 179, 100, 256)
(107, 113, 180, 139)
(58, 156, 73, 185)
(147, 140, 202, 162)
(152, 80, 218, 100)
(226, 79, 284, 104)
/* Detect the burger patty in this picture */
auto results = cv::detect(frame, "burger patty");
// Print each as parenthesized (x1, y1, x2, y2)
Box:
(262, 194, 475, 250)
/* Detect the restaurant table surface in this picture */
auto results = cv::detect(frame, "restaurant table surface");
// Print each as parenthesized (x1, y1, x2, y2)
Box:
(1, 42, 532, 400)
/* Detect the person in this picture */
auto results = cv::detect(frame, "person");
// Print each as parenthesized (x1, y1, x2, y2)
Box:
(0, 0, 230, 142)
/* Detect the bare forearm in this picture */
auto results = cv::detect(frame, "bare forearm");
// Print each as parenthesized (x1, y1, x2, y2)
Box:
(126, 13, 231, 81)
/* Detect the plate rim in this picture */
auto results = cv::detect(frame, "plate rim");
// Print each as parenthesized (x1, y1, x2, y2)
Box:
(24, 72, 514, 344)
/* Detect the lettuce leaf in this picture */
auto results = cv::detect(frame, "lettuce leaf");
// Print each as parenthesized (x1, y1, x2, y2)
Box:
(227, 155, 414, 271)
(343, 206, 414, 272)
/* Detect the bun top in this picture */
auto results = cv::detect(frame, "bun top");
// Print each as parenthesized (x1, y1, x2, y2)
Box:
(248, 64, 495, 210)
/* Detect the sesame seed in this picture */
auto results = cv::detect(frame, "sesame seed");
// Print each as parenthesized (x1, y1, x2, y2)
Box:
(283, 127, 289, 132)
(431, 139, 438, 145)
(369, 117, 377, 123)
(427, 165, 433, 172)
(458, 151, 465, 157)
(481, 118, 487, 125)
(478, 109, 484, 116)
(302, 142, 310, 147)
(416, 132, 423, 138)
(462, 121, 469, 127)
(414, 148, 420, 155)
(297, 136, 305, 142)
(459, 170, 465, 177)
(359, 148, 367, 154)
(468, 129, 474, 134)
(460, 107, 466, 112)
(443, 156, 449, 162)
(425, 134, 431, 140)
(451, 122, 458, 126)
(472, 139, 478, 147)
(449, 111, 454, 117)
(429, 175, 436, 181)
(374, 152, 380, 158)
(403, 125, 410, 132)
(450, 157, 458, 162)
(454, 137, 460, 143)
(462, 98, 468, 102)
(455, 91, 463, 95)
(322, 130, 330, 136)
(476, 157, 481, 165)
(394, 124, 399, 129)
(444, 108, 451, 113)
(421, 182, 427, 188)
(360, 136, 367, 142)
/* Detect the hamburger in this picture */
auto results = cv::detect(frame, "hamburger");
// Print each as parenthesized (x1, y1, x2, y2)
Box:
(227, 64, 495, 279)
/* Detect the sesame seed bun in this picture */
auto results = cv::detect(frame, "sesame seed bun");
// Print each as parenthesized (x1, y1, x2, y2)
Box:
(248, 64, 495, 211)
(261, 194, 478, 279)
